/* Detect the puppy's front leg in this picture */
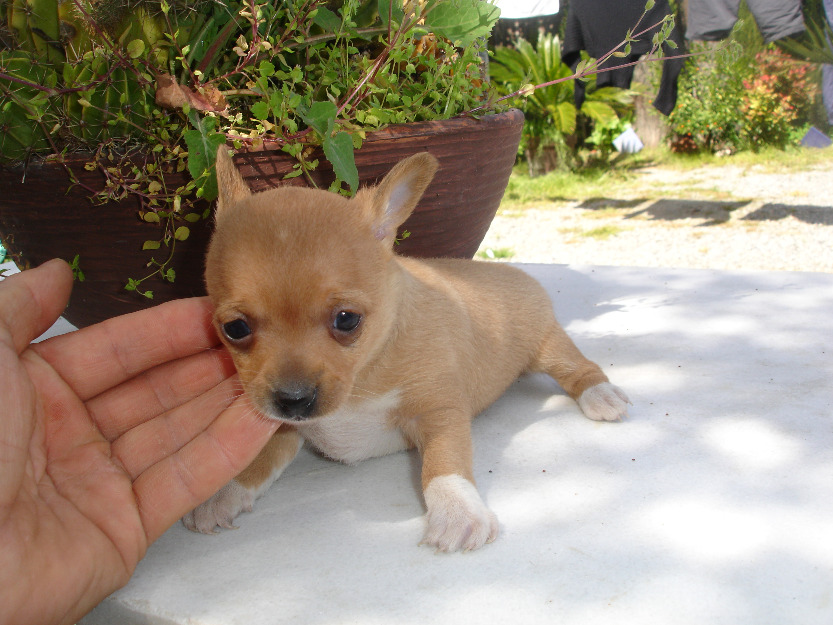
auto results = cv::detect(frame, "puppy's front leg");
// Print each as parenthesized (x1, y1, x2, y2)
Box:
(417, 415, 498, 552)
(183, 427, 302, 533)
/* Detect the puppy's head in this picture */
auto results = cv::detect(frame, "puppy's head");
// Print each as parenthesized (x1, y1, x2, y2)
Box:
(206, 147, 438, 422)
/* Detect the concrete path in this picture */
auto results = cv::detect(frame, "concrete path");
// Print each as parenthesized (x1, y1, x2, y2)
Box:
(74, 263, 833, 625)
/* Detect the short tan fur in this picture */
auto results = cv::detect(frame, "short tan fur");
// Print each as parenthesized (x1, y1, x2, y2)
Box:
(182, 148, 630, 551)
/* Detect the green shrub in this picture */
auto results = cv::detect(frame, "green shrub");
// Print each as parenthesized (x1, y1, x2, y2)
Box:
(740, 48, 819, 149)
(669, 41, 753, 152)
(669, 4, 823, 153)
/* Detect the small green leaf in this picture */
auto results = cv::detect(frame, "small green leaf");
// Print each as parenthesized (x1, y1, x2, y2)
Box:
(126, 39, 145, 59)
(258, 61, 275, 77)
(250, 101, 269, 120)
(174, 226, 190, 241)
(143, 212, 160, 223)
(142, 240, 162, 250)
(519, 83, 535, 97)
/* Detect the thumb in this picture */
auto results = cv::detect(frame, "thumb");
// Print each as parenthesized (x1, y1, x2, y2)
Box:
(0, 259, 74, 353)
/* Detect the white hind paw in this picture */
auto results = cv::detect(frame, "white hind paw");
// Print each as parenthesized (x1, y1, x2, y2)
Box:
(578, 382, 631, 422)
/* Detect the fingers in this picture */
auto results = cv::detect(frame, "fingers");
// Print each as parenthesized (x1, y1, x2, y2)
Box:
(33, 296, 221, 401)
(133, 396, 279, 544)
(88, 347, 237, 441)
(0, 259, 73, 354)
(111, 375, 244, 479)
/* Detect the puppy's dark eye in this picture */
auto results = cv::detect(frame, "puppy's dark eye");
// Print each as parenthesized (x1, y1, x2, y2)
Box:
(222, 319, 252, 342)
(333, 310, 361, 333)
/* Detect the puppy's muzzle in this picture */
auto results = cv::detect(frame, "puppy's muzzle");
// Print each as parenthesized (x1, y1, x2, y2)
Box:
(272, 383, 318, 421)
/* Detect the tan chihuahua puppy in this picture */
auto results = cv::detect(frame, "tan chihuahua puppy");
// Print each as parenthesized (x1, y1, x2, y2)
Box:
(182, 148, 630, 551)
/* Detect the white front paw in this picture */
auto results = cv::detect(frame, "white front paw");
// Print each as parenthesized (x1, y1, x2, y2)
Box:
(578, 382, 631, 422)
(422, 474, 499, 552)
(182, 479, 254, 534)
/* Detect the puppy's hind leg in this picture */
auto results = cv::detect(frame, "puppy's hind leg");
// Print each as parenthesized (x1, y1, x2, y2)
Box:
(531, 319, 630, 422)
(183, 426, 303, 533)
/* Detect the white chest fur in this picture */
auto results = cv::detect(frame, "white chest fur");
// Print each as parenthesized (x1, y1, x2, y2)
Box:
(296, 390, 408, 464)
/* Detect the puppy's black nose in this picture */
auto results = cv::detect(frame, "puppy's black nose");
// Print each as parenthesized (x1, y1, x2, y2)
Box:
(273, 384, 318, 420)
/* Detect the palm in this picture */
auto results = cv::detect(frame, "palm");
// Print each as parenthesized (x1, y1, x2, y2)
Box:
(0, 260, 278, 625)
(19, 352, 143, 597)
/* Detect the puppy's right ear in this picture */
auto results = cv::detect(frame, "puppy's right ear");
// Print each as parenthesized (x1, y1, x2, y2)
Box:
(215, 146, 251, 215)
(360, 152, 438, 247)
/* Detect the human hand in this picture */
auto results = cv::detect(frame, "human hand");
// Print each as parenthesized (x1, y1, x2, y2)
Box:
(0, 259, 279, 625)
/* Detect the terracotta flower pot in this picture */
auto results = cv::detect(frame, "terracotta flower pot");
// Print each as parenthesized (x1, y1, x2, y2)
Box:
(0, 109, 523, 328)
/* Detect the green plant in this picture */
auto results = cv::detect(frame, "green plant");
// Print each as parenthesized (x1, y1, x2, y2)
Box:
(0, 0, 501, 295)
(667, 6, 766, 153)
(477, 246, 514, 259)
(669, 42, 753, 152)
(585, 116, 633, 164)
(740, 48, 819, 149)
(671, 34, 821, 153)
(491, 32, 633, 174)
(0, 0, 680, 296)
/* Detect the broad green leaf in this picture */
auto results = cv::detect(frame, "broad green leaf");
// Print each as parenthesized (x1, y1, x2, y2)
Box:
(554, 101, 577, 135)
(323, 131, 358, 193)
(580, 100, 618, 127)
(313, 6, 342, 32)
(425, 0, 501, 47)
(298, 100, 337, 137)
(378, 0, 405, 28)
(184, 111, 226, 201)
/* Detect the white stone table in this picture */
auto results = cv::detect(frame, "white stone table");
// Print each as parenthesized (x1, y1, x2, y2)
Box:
(77, 263, 833, 625)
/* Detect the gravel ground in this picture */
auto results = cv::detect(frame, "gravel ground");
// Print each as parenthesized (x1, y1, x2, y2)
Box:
(479, 162, 833, 273)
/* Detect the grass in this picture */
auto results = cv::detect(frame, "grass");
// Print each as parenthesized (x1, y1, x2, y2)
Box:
(500, 144, 833, 213)
(579, 225, 625, 240)
(500, 165, 636, 210)
(477, 247, 515, 260)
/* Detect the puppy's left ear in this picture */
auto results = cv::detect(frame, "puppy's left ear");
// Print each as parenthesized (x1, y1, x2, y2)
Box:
(358, 152, 438, 246)
(215, 146, 251, 215)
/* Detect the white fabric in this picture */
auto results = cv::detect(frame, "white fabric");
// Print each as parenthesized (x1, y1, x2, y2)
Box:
(495, 0, 560, 19)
